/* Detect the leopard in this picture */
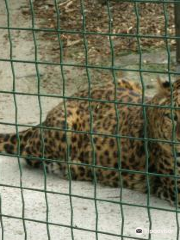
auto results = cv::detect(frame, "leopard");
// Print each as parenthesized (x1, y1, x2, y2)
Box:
(0, 78, 180, 206)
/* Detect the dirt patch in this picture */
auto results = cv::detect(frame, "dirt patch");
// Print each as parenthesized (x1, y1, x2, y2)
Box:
(19, 0, 177, 95)
(32, 0, 175, 62)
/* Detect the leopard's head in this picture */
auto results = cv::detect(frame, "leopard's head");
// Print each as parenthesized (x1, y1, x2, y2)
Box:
(147, 78, 180, 153)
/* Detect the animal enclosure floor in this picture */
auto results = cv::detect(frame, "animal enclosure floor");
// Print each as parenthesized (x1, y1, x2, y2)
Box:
(0, 1, 179, 240)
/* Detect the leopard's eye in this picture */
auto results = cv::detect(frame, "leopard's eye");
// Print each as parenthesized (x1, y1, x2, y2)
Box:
(164, 113, 178, 121)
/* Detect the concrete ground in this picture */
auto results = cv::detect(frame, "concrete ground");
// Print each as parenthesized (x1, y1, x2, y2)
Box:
(0, 1, 179, 240)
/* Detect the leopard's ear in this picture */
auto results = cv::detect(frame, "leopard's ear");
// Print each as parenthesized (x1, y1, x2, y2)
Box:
(157, 77, 170, 96)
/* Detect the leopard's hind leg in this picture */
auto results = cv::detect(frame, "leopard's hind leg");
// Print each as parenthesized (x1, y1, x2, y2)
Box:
(0, 128, 34, 155)
(21, 126, 70, 169)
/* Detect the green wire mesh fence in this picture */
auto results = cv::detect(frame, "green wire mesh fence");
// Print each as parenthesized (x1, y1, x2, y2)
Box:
(0, 0, 180, 239)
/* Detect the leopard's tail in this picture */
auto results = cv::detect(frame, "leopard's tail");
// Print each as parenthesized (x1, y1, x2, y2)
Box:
(0, 128, 33, 155)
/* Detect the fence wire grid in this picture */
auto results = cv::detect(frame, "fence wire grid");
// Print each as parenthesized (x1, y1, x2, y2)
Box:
(0, 0, 180, 240)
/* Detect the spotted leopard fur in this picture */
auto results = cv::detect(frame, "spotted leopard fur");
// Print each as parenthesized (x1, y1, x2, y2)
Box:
(0, 79, 180, 205)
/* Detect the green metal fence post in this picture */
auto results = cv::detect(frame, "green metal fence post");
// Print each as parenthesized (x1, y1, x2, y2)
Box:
(174, 0, 180, 63)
